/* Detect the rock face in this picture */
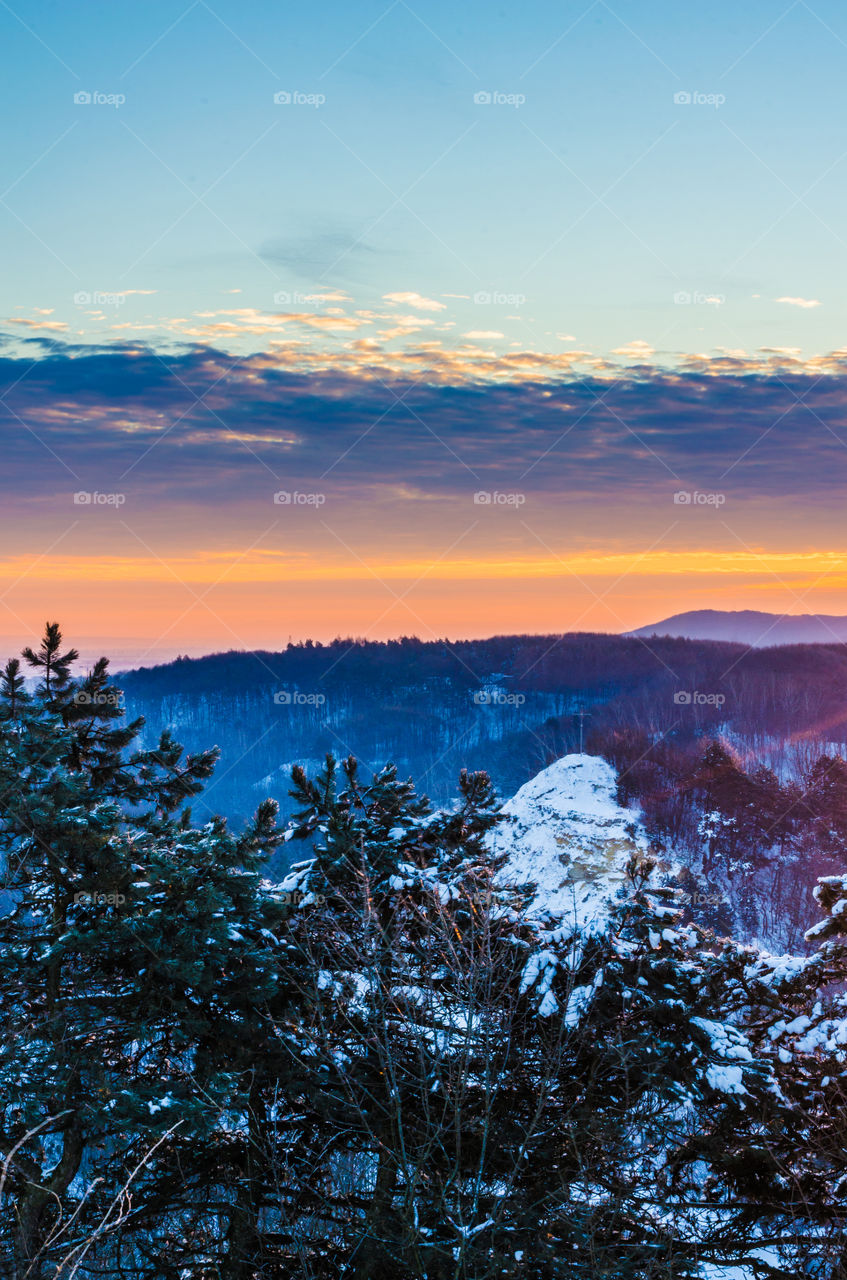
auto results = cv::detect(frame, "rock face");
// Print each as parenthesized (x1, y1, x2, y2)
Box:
(490, 754, 651, 933)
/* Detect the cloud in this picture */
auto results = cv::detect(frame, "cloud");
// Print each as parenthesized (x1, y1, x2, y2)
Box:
(5, 336, 847, 524)
(260, 224, 379, 281)
(776, 296, 821, 308)
(166, 307, 368, 340)
(612, 339, 655, 360)
(7, 318, 68, 331)
(383, 291, 446, 312)
(463, 330, 505, 340)
(378, 326, 422, 341)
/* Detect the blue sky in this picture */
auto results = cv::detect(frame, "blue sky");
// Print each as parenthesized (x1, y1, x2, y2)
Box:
(4, 0, 847, 357)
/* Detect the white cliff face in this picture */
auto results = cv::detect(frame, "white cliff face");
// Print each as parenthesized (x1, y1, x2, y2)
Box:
(490, 754, 652, 933)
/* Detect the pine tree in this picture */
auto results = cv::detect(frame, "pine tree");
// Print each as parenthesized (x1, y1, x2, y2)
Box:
(277, 755, 561, 1277)
(278, 759, 790, 1278)
(0, 625, 291, 1279)
(716, 870, 847, 1277)
(510, 853, 794, 1277)
(801, 754, 847, 861)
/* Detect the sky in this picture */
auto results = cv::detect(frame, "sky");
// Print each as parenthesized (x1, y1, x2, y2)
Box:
(3, 0, 847, 663)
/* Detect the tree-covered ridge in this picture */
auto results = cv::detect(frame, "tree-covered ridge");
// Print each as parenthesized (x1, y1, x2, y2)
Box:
(119, 630, 847, 950)
(2, 626, 847, 1277)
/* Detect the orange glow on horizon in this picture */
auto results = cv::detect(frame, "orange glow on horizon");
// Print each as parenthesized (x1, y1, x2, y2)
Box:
(1, 543, 847, 661)
(1, 547, 846, 586)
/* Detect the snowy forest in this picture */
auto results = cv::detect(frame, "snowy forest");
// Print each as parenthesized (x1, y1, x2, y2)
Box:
(121, 633, 847, 951)
(5, 624, 847, 1278)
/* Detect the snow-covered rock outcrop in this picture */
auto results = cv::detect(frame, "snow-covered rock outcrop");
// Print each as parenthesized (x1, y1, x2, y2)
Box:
(490, 753, 652, 933)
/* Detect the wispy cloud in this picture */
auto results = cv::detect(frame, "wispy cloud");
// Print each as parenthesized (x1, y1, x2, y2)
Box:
(7, 317, 68, 331)
(383, 291, 446, 312)
(776, 296, 821, 308)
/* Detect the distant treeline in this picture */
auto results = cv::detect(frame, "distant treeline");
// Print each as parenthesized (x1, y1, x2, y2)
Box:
(115, 633, 847, 949)
(119, 630, 847, 809)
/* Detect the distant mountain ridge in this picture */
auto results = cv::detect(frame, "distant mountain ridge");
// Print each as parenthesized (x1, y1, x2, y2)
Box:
(628, 609, 847, 646)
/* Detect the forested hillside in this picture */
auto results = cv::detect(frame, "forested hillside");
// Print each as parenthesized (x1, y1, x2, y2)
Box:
(4, 626, 847, 1277)
(120, 633, 847, 948)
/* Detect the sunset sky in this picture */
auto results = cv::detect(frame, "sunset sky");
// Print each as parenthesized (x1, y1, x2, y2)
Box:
(4, 0, 847, 663)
